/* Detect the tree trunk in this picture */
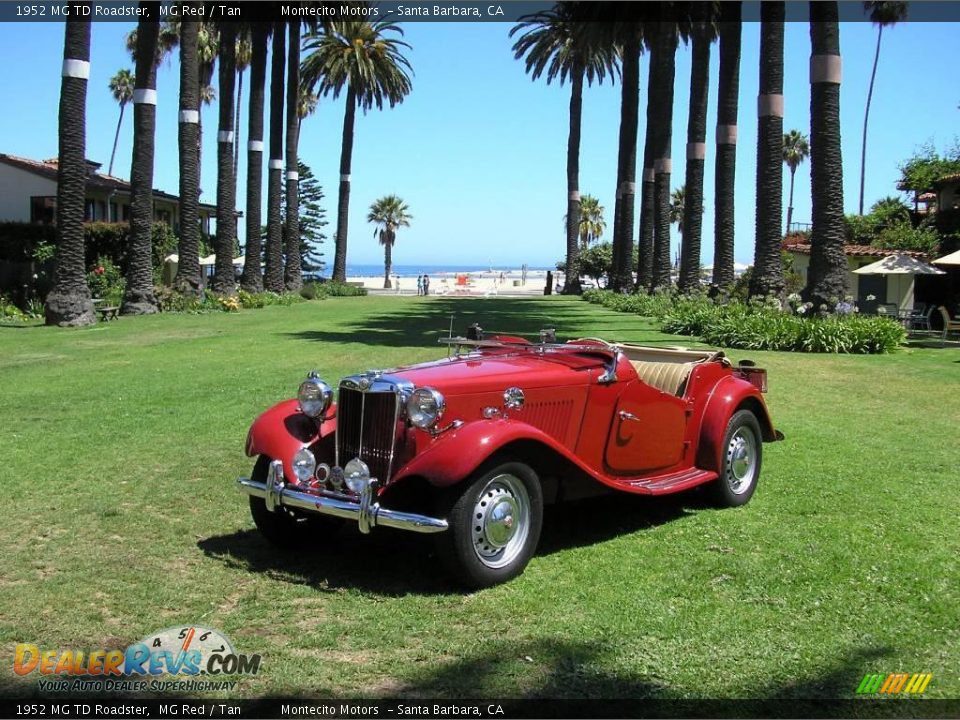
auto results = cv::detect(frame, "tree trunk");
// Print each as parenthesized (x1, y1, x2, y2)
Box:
(175, 14, 202, 297)
(786, 167, 796, 234)
(234, 66, 243, 181)
(805, 1, 848, 309)
(636, 51, 657, 291)
(859, 25, 883, 216)
(332, 86, 357, 283)
(712, 1, 741, 291)
(678, 11, 711, 294)
(383, 236, 393, 289)
(610, 30, 640, 292)
(121, 6, 159, 316)
(749, 1, 786, 300)
(562, 66, 584, 295)
(212, 23, 237, 296)
(241, 24, 267, 293)
(283, 22, 302, 291)
(652, 21, 677, 291)
(45, 11, 95, 327)
(264, 22, 285, 293)
(108, 102, 124, 177)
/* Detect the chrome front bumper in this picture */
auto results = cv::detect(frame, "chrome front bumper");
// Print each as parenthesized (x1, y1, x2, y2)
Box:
(236, 460, 448, 535)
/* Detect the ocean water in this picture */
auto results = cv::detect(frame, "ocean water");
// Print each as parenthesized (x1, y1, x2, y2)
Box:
(344, 263, 554, 278)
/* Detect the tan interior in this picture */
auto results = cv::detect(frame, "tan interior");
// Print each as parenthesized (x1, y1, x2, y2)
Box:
(619, 344, 723, 397)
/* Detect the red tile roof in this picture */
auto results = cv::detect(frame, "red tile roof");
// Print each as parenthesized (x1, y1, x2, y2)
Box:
(784, 242, 927, 258)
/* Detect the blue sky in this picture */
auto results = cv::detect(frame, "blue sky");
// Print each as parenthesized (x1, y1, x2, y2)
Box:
(0, 17, 958, 269)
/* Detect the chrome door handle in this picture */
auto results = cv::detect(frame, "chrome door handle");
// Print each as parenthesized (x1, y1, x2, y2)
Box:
(619, 410, 641, 423)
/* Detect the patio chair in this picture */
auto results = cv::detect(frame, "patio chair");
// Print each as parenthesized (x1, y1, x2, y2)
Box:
(904, 303, 933, 331)
(938, 306, 960, 347)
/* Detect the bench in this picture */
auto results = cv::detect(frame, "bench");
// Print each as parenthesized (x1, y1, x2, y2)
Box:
(97, 305, 120, 321)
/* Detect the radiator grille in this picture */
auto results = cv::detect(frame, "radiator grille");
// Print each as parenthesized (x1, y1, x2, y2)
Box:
(336, 386, 399, 484)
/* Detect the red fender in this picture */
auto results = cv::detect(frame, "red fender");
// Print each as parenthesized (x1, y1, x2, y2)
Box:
(244, 399, 336, 480)
(392, 418, 604, 489)
(695, 376, 777, 473)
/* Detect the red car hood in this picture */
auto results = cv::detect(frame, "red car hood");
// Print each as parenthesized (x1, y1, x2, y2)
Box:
(388, 349, 605, 395)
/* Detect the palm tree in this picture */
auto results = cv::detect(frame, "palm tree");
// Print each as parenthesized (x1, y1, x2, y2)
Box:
(669, 185, 686, 235)
(750, 1, 786, 300)
(782, 129, 810, 234)
(651, 18, 680, 291)
(107, 69, 135, 177)
(859, 1, 907, 215)
(233, 29, 252, 180)
(368, 195, 412, 289)
(298, 85, 318, 130)
(303, 20, 413, 283)
(212, 22, 238, 295)
(283, 21, 303, 292)
(712, 1, 741, 291)
(45, 14, 95, 327)
(510, 3, 619, 295)
(176, 15, 202, 297)
(636, 45, 656, 290)
(122, 10, 160, 315)
(576, 194, 605, 249)
(264, 21, 285, 294)
(805, 1, 848, 307)
(677, 4, 715, 293)
(241, 22, 269, 293)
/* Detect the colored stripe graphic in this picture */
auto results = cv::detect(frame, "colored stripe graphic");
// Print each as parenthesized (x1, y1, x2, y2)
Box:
(858, 672, 931, 695)
(856, 673, 885, 694)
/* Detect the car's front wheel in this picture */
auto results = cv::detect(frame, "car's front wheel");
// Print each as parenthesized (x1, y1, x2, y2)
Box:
(436, 460, 543, 589)
(248, 455, 341, 548)
(709, 409, 762, 507)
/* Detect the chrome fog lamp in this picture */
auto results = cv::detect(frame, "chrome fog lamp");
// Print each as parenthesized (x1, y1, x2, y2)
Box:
(344, 458, 371, 494)
(298, 375, 333, 418)
(292, 447, 317, 484)
(407, 387, 445, 429)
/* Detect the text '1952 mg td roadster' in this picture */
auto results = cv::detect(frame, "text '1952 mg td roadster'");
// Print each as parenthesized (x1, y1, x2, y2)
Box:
(237, 326, 782, 588)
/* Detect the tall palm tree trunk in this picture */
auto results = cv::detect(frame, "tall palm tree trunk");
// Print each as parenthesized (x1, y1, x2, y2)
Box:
(678, 13, 711, 293)
(46, 12, 95, 327)
(712, 1, 741, 291)
(234, 66, 244, 180)
(283, 21, 302, 291)
(859, 24, 883, 216)
(332, 87, 357, 283)
(213, 23, 237, 295)
(652, 22, 677, 290)
(122, 8, 160, 316)
(750, 1, 786, 299)
(241, 23, 267, 293)
(636, 53, 657, 291)
(108, 103, 125, 177)
(383, 237, 393, 289)
(805, 1, 847, 308)
(610, 31, 640, 292)
(562, 65, 584, 295)
(786, 167, 797, 233)
(176, 15, 202, 297)
(264, 22, 285, 293)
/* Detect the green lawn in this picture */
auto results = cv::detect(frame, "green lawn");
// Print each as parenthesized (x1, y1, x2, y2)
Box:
(1, 296, 958, 700)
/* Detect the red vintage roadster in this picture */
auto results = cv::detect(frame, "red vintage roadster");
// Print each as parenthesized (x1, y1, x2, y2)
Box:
(237, 327, 782, 588)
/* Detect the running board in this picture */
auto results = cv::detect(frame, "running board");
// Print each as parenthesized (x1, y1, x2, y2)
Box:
(618, 467, 719, 495)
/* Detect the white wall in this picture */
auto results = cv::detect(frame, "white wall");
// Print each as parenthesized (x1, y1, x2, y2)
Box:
(0, 164, 56, 222)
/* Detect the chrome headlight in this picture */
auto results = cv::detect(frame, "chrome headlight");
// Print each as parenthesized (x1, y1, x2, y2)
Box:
(292, 447, 317, 484)
(344, 457, 371, 494)
(407, 387, 445, 429)
(298, 375, 333, 418)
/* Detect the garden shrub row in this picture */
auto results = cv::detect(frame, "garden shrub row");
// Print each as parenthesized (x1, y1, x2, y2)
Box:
(583, 289, 906, 354)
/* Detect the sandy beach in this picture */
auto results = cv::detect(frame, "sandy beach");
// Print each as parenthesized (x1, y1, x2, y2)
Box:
(346, 268, 566, 296)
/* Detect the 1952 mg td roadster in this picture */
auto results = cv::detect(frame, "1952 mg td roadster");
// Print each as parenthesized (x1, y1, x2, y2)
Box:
(237, 326, 782, 589)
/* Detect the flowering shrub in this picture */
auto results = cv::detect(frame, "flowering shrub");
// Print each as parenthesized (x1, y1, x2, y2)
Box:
(219, 296, 241, 313)
(86, 257, 125, 306)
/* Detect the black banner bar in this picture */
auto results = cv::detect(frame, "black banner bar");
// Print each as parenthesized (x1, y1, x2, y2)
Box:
(1, 698, 960, 719)
(3, 1, 960, 23)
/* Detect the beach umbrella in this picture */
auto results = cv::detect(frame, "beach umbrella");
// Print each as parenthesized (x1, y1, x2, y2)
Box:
(933, 249, 960, 266)
(852, 254, 945, 275)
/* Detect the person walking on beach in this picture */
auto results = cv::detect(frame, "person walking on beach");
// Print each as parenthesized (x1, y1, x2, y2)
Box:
(423, 274, 430, 296)
(417, 275, 423, 296)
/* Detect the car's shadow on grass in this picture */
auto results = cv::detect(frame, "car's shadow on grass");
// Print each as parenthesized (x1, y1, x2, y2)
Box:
(197, 493, 697, 597)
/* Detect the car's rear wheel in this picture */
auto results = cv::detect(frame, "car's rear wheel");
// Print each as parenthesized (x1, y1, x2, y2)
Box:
(709, 410, 762, 507)
(248, 455, 341, 548)
(436, 460, 543, 589)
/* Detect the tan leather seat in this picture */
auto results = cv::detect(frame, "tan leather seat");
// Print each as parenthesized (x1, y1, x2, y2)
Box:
(631, 361, 695, 397)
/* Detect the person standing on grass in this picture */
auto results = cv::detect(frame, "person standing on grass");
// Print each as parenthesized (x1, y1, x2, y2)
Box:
(423, 274, 430, 296)
(417, 274, 423, 296)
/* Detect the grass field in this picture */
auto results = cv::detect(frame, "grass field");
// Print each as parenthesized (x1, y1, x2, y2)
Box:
(1, 295, 958, 700)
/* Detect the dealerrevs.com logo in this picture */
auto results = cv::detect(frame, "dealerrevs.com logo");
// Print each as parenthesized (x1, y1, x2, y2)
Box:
(856, 673, 933, 696)
(14, 626, 261, 693)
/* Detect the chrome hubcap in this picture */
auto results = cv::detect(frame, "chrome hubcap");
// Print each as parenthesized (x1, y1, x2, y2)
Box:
(471, 474, 530, 569)
(726, 428, 757, 494)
